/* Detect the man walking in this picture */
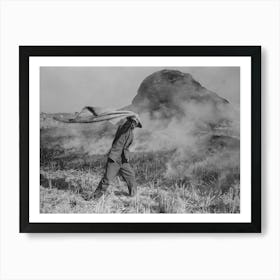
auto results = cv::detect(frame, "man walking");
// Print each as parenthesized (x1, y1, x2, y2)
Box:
(92, 116, 142, 200)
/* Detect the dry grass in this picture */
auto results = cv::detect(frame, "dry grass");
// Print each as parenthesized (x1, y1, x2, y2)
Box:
(40, 119, 240, 214)
(40, 148, 240, 214)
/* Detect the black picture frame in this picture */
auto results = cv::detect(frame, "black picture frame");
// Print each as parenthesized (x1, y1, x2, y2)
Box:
(20, 46, 261, 233)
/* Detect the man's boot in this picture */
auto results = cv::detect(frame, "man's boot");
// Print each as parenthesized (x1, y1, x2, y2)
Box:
(93, 178, 109, 200)
(129, 186, 137, 197)
(93, 189, 104, 200)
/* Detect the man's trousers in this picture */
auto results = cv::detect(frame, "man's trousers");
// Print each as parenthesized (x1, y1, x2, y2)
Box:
(94, 158, 137, 198)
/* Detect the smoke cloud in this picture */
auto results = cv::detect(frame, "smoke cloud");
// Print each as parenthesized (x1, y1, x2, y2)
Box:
(41, 98, 239, 164)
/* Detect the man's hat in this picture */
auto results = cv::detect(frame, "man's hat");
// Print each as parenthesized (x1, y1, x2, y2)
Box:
(129, 115, 142, 128)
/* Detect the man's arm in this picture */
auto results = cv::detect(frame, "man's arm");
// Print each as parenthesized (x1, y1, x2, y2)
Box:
(108, 130, 129, 161)
(123, 130, 133, 162)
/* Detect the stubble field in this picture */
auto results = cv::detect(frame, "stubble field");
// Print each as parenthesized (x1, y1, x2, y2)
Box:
(40, 126, 240, 214)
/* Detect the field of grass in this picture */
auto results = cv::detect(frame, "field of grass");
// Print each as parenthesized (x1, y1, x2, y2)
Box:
(40, 135, 240, 213)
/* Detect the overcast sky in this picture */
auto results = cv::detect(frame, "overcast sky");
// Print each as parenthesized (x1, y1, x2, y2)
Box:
(40, 67, 240, 113)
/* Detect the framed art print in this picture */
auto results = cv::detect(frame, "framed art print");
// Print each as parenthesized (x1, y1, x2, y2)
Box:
(19, 46, 261, 233)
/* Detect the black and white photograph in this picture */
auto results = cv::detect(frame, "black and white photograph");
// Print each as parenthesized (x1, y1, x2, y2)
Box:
(40, 66, 241, 214)
(19, 46, 260, 232)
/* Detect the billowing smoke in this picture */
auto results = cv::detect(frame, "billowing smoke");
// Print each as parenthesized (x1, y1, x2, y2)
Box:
(40, 120, 115, 155)
(41, 69, 240, 184)
(41, 99, 238, 153)
(131, 99, 239, 152)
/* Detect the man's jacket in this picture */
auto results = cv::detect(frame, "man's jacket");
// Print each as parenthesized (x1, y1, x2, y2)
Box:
(108, 121, 134, 163)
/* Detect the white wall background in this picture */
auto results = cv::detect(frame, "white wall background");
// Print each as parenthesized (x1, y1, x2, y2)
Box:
(0, 0, 279, 279)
